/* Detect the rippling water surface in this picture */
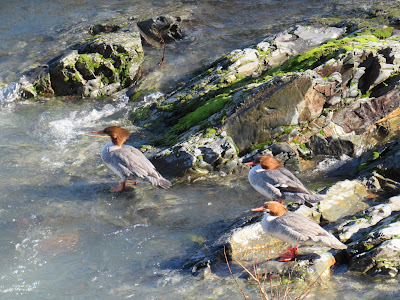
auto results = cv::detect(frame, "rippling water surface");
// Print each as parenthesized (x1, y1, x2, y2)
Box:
(1, 0, 400, 299)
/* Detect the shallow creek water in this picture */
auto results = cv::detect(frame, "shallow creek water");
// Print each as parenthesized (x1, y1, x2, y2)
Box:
(1, 0, 400, 299)
(0, 98, 399, 299)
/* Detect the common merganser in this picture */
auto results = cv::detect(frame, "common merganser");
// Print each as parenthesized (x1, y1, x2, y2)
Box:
(92, 126, 172, 192)
(245, 156, 323, 204)
(252, 201, 347, 262)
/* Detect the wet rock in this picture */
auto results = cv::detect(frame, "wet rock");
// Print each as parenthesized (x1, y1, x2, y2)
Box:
(357, 139, 400, 180)
(349, 251, 375, 273)
(350, 239, 400, 277)
(230, 222, 287, 262)
(353, 220, 400, 254)
(319, 180, 369, 222)
(151, 130, 238, 177)
(89, 23, 122, 35)
(183, 212, 262, 272)
(291, 25, 345, 51)
(151, 147, 196, 178)
(29, 22, 145, 97)
(137, 15, 183, 46)
(336, 195, 400, 243)
(241, 249, 336, 281)
(19, 65, 54, 98)
(78, 23, 143, 60)
(83, 77, 103, 97)
(148, 25, 346, 151)
(75, 54, 98, 80)
(49, 51, 85, 96)
(99, 82, 121, 96)
(184, 208, 339, 281)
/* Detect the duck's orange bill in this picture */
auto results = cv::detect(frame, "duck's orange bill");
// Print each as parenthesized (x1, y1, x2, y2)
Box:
(244, 162, 255, 165)
(251, 206, 265, 212)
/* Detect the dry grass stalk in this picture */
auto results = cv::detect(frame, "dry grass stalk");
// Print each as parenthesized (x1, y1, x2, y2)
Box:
(224, 247, 324, 300)
(224, 246, 249, 300)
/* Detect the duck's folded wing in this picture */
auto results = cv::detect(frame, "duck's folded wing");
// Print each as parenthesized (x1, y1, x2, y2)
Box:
(276, 212, 330, 243)
(119, 146, 162, 179)
(271, 168, 313, 195)
(120, 146, 171, 188)
(251, 170, 283, 198)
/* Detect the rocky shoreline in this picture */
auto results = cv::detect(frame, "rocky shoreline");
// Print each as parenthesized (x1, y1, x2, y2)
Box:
(12, 6, 400, 283)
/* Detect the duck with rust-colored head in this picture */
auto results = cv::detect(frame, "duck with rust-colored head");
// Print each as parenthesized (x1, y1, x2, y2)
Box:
(252, 201, 347, 262)
(245, 155, 323, 205)
(92, 126, 171, 192)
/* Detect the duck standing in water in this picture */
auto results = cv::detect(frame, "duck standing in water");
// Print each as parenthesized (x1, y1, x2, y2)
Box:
(92, 126, 172, 192)
(245, 155, 323, 205)
(252, 201, 347, 262)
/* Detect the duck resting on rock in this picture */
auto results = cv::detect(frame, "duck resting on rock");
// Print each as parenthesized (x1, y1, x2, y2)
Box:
(245, 155, 323, 205)
(252, 201, 347, 262)
(92, 126, 171, 192)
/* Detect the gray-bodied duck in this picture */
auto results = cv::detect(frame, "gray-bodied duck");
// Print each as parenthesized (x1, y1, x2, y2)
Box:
(92, 126, 171, 192)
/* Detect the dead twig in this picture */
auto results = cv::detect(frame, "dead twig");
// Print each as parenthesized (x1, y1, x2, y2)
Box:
(233, 255, 268, 299)
(295, 265, 327, 300)
(224, 246, 249, 300)
(228, 247, 328, 300)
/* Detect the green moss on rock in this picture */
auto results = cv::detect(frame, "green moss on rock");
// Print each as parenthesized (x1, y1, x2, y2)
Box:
(171, 95, 231, 135)
(263, 34, 384, 79)
(77, 54, 101, 72)
(250, 140, 273, 151)
(351, 26, 393, 40)
(130, 106, 152, 122)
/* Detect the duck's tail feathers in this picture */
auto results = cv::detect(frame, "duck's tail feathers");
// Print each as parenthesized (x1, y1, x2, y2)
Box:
(156, 177, 172, 189)
(321, 236, 347, 250)
(148, 175, 172, 189)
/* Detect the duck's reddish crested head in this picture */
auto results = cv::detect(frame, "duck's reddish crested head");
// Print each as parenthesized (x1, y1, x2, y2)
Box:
(264, 201, 288, 216)
(252, 201, 288, 216)
(246, 155, 283, 170)
(92, 126, 130, 147)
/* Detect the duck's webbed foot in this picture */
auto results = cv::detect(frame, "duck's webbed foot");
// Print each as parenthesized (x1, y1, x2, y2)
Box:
(279, 247, 298, 262)
(110, 182, 126, 192)
(126, 180, 138, 185)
